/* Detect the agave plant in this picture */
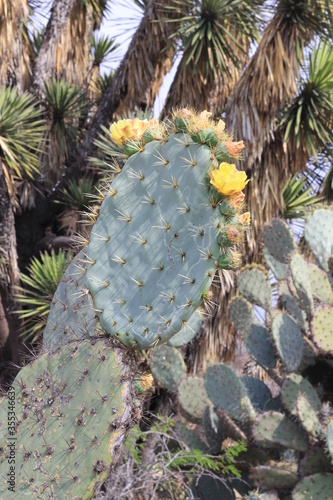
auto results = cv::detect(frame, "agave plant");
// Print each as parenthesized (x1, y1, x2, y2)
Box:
(15, 249, 74, 342)
(0, 85, 45, 201)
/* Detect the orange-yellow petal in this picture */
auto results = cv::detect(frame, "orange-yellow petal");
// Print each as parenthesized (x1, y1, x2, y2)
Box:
(238, 212, 251, 225)
(228, 191, 245, 209)
(225, 140, 245, 156)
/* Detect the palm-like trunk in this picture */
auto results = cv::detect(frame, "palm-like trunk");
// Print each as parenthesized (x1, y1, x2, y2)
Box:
(32, 0, 77, 96)
(0, 159, 20, 377)
(0, 0, 28, 92)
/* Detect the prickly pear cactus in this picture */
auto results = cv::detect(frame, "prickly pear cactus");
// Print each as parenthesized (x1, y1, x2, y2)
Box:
(44, 110, 249, 352)
(0, 338, 137, 498)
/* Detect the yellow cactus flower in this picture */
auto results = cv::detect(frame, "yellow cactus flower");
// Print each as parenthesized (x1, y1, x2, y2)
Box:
(110, 118, 150, 146)
(200, 110, 212, 121)
(238, 212, 251, 225)
(211, 162, 249, 196)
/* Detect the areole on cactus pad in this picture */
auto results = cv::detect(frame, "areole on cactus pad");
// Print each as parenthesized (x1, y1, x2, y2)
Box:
(84, 109, 249, 350)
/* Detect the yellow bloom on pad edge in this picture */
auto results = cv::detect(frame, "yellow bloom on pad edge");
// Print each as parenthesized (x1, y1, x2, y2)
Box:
(211, 162, 249, 196)
(110, 118, 156, 146)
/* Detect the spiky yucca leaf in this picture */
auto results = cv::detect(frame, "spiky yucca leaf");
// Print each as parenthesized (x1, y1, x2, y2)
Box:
(281, 42, 333, 159)
(15, 249, 73, 342)
(91, 34, 119, 68)
(282, 175, 321, 219)
(43, 79, 88, 187)
(90, 72, 114, 102)
(0, 86, 45, 199)
(56, 178, 96, 210)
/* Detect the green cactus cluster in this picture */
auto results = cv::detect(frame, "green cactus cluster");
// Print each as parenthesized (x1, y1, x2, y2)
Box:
(150, 208, 333, 498)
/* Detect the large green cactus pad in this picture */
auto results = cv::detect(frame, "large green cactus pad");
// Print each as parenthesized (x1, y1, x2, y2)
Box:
(281, 373, 321, 416)
(263, 219, 296, 264)
(86, 134, 225, 349)
(0, 339, 136, 498)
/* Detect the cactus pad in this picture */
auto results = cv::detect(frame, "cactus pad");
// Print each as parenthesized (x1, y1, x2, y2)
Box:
(299, 447, 332, 476)
(85, 134, 227, 350)
(290, 254, 314, 319)
(327, 418, 333, 463)
(178, 376, 210, 423)
(241, 377, 272, 411)
(238, 266, 271, 312)
(307, 263, 333, 305)
(253, 412, 308, 452)
(250, 462, 298, 490)
(149, 345, 186, 391)
(278, 281, 308, 332)
(264, 247, 289, 280)
(295, 395, 323, 439)
(43, 250, 98, 350)
(202, 405, 224, 454)
(167, 310, 202, 347)
(204, 364, 256, 422)
(229, 296, 254, 335)
(312, 307, 333, 354)
(304, 209, 333, 272)
(245, 324, 276, 370)
(0, 339, 136, 498)
(281, 373, 321, 416)
(292, 473, 333, 500)
(271, 313, 303, 372)
(263, 219, 296, 263)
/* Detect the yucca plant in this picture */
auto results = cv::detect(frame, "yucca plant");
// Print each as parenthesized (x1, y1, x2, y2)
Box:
(282, 175, 322, 219)
(55, 178, 97, 235)
(0, 85, 45, 202)
(91, 34, 119, 68)
(15, 249, 74, 342)
(90, 72, 114, 102)
(162, 0, 264, 114)
(42, 79, 88, 188)
(281, 42, 333, 159)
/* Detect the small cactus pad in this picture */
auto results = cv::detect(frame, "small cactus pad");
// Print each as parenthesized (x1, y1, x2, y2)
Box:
(304, 209, 333, 272)
(238, 266, 272, 312)
(250, 462, 298, 490)
(178, 376, 210, 423)
(43, 250, 98, 350)
(85, 134, 226, 350)
(296, 395, 323, 439)
(292, 473, 333, 500)
(241, 377, 272, 411)
(229, 296, 254, 335)
(204, 364, 256, 422)
(278, 281, 308, 332)
(263, 219, 296, 263)
(271, 313, 303, 372)
(307, 263, 333, 305)
(281, 374, 321, 416)
(149, 345, 186, 391)
(298, 339, 317, 371)
(290, 254, 314, 319)
(312, 307, 333, 354)
(263, 247, 289, 280)
(245, 324, 276, 371)
(167, 310, 202, 347)
(0, 339, 136, 498)
(253, 412, 308, 452)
